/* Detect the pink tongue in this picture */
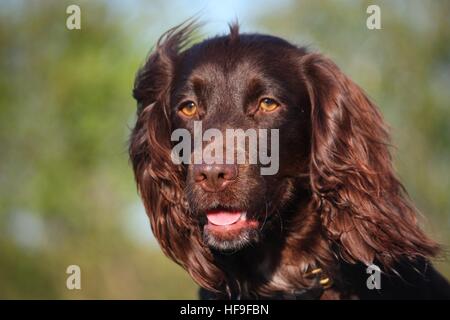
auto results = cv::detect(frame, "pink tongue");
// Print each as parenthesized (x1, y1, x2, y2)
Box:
(206, 211, 242, 226)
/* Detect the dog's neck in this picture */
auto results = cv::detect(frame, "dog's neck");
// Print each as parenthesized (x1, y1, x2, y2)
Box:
(212, 202, 346, 299)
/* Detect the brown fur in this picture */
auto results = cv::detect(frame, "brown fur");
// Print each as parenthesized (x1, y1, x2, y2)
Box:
(129, 22, 444, 299)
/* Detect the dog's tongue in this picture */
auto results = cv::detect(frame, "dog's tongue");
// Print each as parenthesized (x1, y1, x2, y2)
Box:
(206, 211, 242, 226)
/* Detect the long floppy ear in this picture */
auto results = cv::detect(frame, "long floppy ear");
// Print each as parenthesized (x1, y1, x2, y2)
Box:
(129, 23, 224, 292)
(300, 53, 439, 268)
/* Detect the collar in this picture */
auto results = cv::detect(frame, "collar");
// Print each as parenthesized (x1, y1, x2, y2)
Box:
(199, 268, 333, 300)
(271, 268, 333, 300)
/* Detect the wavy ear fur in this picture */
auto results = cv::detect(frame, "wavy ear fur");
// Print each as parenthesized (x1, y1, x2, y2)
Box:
(129, 22, 225, 292)
(300, 53, 439, 268)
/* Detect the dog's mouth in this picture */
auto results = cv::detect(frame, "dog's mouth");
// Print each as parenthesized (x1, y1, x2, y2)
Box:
(200, 206, 267, 251)
(206, 209, 245, 225)
(204, 208, 259, 232)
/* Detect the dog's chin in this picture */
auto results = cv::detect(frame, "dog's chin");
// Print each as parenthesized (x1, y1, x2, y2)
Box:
(202, 210, 261, 252)
(203, 226, 261, 252)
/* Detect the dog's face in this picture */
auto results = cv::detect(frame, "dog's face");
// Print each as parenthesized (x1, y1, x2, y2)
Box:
(169, 35, 311, 251)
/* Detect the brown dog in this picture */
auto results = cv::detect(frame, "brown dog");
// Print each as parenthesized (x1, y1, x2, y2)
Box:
(129, 22, 450, 299)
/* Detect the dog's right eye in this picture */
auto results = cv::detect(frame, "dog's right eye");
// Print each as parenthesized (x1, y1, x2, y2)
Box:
(259, 98, 280, 113)
(179, 101, 198, 117)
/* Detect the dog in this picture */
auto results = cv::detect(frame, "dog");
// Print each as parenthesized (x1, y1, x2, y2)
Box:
(129, 22, 450, 299)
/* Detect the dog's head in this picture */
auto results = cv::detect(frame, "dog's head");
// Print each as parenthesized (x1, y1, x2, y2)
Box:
(130, 22, 438, 293)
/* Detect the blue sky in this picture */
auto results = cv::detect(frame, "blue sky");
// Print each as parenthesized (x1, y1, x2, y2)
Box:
(109, 0, 290, 35)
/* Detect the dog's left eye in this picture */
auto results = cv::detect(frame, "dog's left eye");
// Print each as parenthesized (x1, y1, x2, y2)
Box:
(259, 98, 280, 112)
(179, 101, 198, 117)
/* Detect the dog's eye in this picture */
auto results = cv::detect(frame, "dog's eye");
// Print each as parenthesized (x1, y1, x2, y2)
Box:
(259, 98, 280, 112)
(179, 101, 197, 117)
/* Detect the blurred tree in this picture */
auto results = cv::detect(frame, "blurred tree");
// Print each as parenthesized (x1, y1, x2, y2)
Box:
(0, 0, 197, 298)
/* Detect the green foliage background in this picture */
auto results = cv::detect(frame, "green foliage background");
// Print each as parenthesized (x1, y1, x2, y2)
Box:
(0, 0, 449, 298)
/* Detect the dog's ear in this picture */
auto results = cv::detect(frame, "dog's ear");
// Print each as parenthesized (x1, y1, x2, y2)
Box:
(132, 23, 191, 109)
(300, 53, 438, 267)
(129, 22, 225, 293)
(129, 22, 194, 266)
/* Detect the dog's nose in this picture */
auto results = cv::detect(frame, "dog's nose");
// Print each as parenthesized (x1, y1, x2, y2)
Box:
(193, 164, 238, 192)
